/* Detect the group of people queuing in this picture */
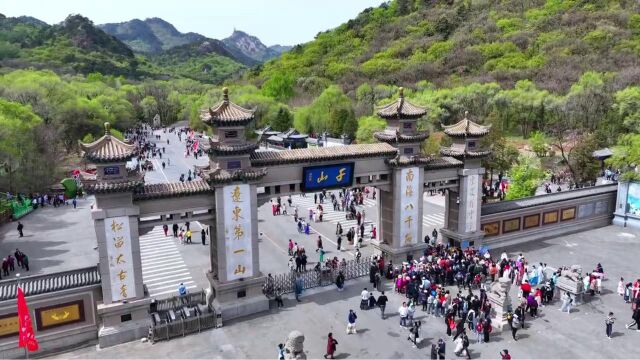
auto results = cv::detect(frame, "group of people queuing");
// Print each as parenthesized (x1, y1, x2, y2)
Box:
(1, 249, 29, 279)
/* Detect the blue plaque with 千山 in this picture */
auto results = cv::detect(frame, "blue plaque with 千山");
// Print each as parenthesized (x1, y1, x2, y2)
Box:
(302, 163, 355, 191)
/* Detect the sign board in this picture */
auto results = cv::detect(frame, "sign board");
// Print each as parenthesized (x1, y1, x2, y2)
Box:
(104, 216, 136, 302)
(223, 184, 254, 281)
(35, 300, 85, 331)
(400, 167, 419, 246)
(0, 313, 19, 338)
(301, 163, 354, 192)
(103, 166, 120, 176)
(464, 174, 480, 232)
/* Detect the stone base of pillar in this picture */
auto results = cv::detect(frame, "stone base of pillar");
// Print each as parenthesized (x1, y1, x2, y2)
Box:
(613, 212, 640, 229)
(440, 228, 485, 248)
(97, 297, 152, 348)
(372, 241, 428, 266)
(207, 272, 269, 322)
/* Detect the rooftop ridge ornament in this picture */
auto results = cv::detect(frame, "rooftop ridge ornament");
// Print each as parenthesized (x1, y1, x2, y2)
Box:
(222, 87, 229, 102)
(104, 122, 111, 136)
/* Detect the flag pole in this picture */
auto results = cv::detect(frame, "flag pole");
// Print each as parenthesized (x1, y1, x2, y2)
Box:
(16, 273, 27, 360)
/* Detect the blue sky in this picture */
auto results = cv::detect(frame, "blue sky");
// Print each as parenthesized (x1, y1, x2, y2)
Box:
(3, 0, 384, 45)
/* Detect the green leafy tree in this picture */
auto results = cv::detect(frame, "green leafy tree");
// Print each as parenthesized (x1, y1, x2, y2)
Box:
(271, 107, 293, 132)
(355, 116, 386, 144)
(0, 99, 42, 193)
(261, 73, 295, 102)
(614, 86, 640, 132)
(529, 131, 549, 157)
(506, 155, 546, 200)
(608, 134, 640, 181)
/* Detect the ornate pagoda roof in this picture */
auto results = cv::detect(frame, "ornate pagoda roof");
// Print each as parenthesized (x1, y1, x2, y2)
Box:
(134, 179, 212, 200)
(201, 87, 255, 127)
(374, 129, 429, 144)
(250, 143, 398, 166)
(79, 122, 137, 163)
(376, 87, 427, 119)
(442, 111, 490, 137)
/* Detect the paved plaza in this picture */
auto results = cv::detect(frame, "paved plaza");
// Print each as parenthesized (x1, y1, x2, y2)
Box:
(49, 224, 640, 359)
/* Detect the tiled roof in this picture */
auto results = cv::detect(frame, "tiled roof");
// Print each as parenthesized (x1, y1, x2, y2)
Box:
(250, 143, 398, 166)
(134, 179, 212, 200)
(440, 146, 492, 159)
(205, 140, 259, 156)
(377, 89, 427, 119)
(481, 184, 617, 215)
(84, 179, 145, 193)
(424, 156, 464, 169)
(442, 112, 490, 137)
(374, 130, 429, 143)
(200, 88, 254, 126)
(386, 155, 463, 169)
(79, 123, 137, 163)
(0, 266, 100, 301)
(206, 167, 268, 184)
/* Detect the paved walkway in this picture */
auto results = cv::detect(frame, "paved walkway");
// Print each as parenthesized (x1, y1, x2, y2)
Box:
(139, 227, 197, 297)
(0, 197, 98, 279)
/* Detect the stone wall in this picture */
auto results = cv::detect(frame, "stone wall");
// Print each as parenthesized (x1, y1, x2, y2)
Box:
(478, 184, 617, 249)
(0, 285, 101, 357)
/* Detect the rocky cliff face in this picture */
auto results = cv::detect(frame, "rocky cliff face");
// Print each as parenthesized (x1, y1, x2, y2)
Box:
(223, 30, 290, 62)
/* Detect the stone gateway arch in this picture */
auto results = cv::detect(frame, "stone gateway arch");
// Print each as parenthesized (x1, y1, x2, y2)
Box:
(78, 87, 490, 346)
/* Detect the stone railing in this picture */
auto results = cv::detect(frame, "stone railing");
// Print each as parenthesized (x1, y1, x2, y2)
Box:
(0, 266, 101, 301)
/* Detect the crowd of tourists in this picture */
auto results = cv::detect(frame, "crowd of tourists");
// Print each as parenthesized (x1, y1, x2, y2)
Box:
(1, 248, 30, 279)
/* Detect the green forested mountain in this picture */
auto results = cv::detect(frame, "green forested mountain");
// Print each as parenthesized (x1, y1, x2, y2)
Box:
(257, 0, 640, 94)
(0, 14, 142, 77)
(0, 14, 248, 83)
(99, 17, 206, 54)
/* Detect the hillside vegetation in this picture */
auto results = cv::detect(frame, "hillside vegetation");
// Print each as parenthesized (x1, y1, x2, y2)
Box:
(258, 0, 640, 94)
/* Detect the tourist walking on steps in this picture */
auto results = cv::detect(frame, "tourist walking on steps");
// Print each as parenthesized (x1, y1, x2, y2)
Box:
(17, 222, 23, 237)
(324, 333, 338, 359)
(201, 228, 206, 245)
(606, 312, 615, 339)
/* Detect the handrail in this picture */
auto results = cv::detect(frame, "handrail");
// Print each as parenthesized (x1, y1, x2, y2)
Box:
(0, 266, 101, 301)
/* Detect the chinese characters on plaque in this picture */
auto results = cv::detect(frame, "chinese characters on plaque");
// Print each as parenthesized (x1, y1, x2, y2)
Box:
(400, 167, 419, 246)
(224, 184, 253, 281)
(464, 175, 480, 233)
(104, 216, 136, 302)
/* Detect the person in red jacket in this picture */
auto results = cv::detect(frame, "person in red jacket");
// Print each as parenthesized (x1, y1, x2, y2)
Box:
(521, 280, 532, 299)
(324, 333, 338, 359)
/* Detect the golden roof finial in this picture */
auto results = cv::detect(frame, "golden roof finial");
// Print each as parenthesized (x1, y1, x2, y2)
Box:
(399, 87, 404, 98)
(222, 87, 229, 102)
(104, 122, 111, 136)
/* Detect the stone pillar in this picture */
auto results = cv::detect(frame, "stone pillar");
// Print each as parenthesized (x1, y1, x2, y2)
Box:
(373, 166, 427, 265)
(613, 181, 634, 227)
(92, 193, 151, 348)
(487, 278, 512, 332)
(441, 167, 485, 248)
(208, 183, 268, 321)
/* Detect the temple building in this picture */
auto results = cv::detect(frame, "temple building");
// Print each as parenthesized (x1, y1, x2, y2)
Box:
(440, 111, 492, 163)
(374, 87, 430, 161)
(78, 122, 143, 195)
(197, 87, 267, 184)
